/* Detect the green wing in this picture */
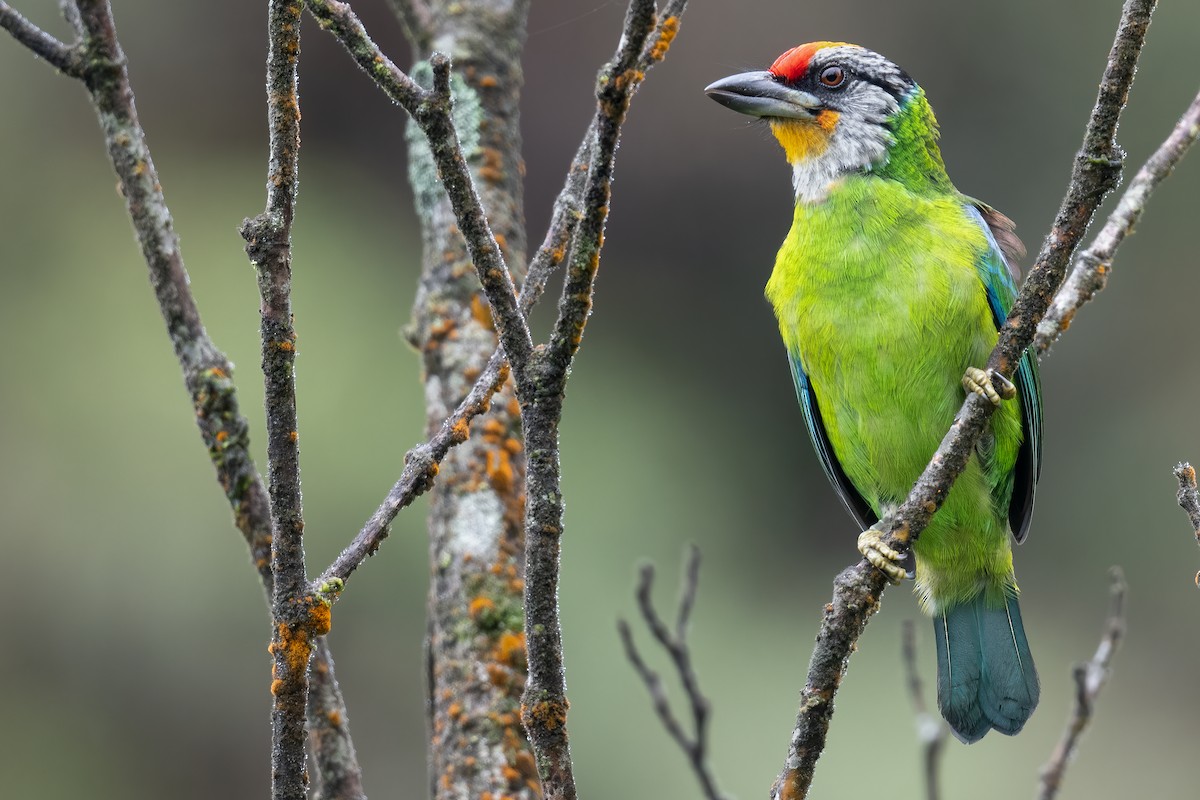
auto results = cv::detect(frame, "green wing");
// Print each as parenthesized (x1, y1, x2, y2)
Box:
(967, 202, 1042, 543)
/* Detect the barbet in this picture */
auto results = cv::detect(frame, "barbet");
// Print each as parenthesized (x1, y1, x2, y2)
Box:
(706, 42, 1042, 742)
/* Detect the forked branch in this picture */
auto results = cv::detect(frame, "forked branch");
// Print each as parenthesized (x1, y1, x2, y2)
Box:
(619, 546, 725, 800)
(1036, 569, 1127, 800)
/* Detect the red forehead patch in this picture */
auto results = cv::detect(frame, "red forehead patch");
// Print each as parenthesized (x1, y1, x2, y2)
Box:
(769, 41, 852, 82)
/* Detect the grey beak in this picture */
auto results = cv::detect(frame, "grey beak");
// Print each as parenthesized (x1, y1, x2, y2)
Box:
(704, 70, 821, 120)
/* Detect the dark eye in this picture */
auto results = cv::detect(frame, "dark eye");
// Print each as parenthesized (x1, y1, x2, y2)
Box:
(819, 66, 845, 88)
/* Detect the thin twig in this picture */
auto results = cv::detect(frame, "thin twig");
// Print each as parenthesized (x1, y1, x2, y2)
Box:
(1173, 462, 1200, 586)
(901, 621, 946, 800)
(771, 2, 1156, 797)
(385, 0, 433, 52)
(238, 4, 320, 799)
(1036, 568, 1127, 800)
(0, 1, 81, 74)
(619, 546, 725, 800)
(1037, 88, 1200, 351)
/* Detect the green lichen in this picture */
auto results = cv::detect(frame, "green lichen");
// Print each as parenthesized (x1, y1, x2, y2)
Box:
(405, 60, 484, 220)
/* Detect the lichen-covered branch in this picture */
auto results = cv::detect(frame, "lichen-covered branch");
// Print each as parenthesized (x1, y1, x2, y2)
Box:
(619, 546, 725, 800)
(1036, 88, 1200, 352)
(0, 1, 81, 74)
(1173, 462, 1200, 587)
(771, 2, 1156, 797)
(1036, 569, 1127, 800)
(901, 621, 946, 800)
(518, 5, 685, 798)
(237, 4, 321, 799)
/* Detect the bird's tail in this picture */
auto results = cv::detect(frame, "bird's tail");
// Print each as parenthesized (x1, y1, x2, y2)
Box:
(932, 592, 1039, 743)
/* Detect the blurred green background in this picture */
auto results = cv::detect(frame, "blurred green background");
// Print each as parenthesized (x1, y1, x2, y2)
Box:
(2, 0, 1198, 797)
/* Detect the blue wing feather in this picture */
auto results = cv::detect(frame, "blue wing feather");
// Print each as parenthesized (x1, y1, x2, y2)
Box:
(787, 353, 878, 531)
(966, 203, 1042, 543)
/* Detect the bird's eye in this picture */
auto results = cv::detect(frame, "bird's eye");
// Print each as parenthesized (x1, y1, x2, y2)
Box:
(819, 66, 845, 88)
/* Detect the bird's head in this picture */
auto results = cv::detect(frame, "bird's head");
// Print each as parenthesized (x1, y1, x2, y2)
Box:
(706, 42, 947, 200)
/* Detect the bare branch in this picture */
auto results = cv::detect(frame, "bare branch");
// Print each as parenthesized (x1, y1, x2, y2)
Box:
(619, 546, 725, 800)
(1037, 88, 1200, 351)
(1173, 462, 1200, 586)
(901, 621, 947, 800)
(238, 4, 319, 799)
(0, 1, 81, 74)
(1036, 568, 1127, 800)
(772, 2, 1156, 797)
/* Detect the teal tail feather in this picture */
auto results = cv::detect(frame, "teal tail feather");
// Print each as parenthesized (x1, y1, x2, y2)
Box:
(933, 593, 1040, 743)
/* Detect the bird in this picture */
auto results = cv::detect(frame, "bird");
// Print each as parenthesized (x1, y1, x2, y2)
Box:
(705, 41, 1042, 743)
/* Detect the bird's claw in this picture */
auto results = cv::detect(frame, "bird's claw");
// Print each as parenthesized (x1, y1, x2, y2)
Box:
(962, 366, 1015, 407)
(857, 529, 907, 584)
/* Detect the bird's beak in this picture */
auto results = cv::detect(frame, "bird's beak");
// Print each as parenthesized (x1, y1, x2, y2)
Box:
(704, 70, 821, 120)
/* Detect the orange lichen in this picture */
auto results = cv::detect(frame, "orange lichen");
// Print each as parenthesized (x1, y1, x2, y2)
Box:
(479, 75, 499, 88)
(309, 602, 332, 636)
(276, 340, 295, 352)
(448, 702, 464, 719)
(487, 450, 515, 493)
(215, 430, 229, 443)
(495, 631, 526, 666)
(469, 595, 497, 619)
(503, 437, 523, 455)
(649, 16, 680, 62)
(326, 709, 342, 726)
(271, 678, 285, 696)
(450, 418, 471, 444)
(288, 430, 299, 442)
(486, 663, 510, 687)
(471, 295, 495, 330)
(523, 698, 568, 731)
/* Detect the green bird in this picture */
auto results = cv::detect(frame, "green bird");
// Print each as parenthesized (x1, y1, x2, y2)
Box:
(705, 42, 1042, 742)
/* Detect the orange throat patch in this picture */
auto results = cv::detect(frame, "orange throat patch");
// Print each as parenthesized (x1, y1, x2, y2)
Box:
(769, 111, 839, 164)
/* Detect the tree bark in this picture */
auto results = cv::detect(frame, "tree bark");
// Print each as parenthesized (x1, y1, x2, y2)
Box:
(401, 3, 538, 798)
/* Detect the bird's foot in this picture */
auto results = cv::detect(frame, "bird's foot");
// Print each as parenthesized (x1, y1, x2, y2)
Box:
(962, 366, 1016, 407)
(857, 529, 907, 584)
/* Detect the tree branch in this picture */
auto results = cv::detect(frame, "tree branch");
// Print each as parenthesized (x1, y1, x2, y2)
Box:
(1173, 462, 1200, 587)
(1036, 568, 1127, 800)
(518, 4, 677, 797)
(619, 546, 725, 800)
(1036, 88, 1200, 351)
(236, 4, 324, 799)
(771, 2, 1156, 797)
(901, 621, 946, 800)
(0, 1, 81, 75)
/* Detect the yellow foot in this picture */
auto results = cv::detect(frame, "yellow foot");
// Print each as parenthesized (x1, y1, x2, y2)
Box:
(857, 529, 907, 584)
(962, 366, 1016, 407)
